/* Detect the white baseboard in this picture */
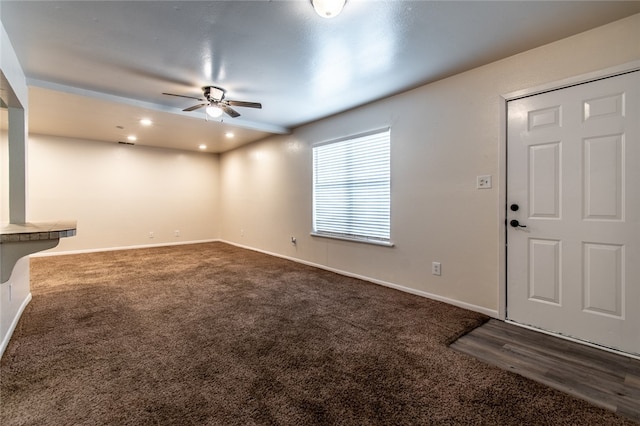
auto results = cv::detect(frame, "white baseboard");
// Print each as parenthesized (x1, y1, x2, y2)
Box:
(30, 239, 221, 257)
(223, 240, 499, 318)
(0, 292, 32, 360)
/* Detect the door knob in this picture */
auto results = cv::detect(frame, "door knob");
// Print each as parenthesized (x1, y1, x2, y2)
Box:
(510, 204, 519, 211)
(510, 219, 527, 228)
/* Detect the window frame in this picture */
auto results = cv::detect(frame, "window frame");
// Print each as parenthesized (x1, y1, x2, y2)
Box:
(311, 128, 393, 247)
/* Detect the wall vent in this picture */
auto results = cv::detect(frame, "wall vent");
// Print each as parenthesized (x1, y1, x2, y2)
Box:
(118, 141, 135, 145)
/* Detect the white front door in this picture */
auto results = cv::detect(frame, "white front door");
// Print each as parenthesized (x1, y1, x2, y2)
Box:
(507, 70, 639, 356)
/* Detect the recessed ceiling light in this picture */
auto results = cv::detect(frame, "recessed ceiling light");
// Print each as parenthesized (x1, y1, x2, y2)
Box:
(198, 144, 207, 150)
(225, 132, 234, 138)
(140, 118, 152, 126)
(127, 135, 137, 142)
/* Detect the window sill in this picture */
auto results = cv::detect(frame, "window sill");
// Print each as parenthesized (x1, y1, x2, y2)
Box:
(310, 232, 395, 247)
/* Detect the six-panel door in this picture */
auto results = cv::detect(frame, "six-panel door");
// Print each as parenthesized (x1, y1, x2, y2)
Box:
(507, 71, 639, 356)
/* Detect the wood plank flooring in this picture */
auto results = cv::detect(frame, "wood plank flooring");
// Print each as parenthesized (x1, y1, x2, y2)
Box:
(450, 319, 640, 422)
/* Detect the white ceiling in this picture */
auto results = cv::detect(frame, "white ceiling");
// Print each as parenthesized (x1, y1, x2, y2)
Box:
(2, 1, 639, 153)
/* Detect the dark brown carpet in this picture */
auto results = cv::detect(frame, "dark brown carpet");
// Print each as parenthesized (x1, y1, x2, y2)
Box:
(0, 242, 635, 425)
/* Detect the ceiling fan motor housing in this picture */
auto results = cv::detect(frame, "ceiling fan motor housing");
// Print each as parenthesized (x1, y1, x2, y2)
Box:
(204, 86, 226, 102)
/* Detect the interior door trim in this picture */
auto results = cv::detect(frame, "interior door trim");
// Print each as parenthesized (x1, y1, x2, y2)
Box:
(503, 60, 640, 102)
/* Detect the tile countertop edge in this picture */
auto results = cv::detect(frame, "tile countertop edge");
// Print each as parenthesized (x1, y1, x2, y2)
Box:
(0, 221, 77, 243)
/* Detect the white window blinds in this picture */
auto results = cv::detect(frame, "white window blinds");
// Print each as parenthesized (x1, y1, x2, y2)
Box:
(312, 129, 391, 245)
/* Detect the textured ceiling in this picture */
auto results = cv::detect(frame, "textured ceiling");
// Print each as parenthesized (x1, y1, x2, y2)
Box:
(2, 1, 639, 152)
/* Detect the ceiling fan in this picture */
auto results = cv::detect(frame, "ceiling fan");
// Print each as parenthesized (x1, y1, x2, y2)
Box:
(162, 86, 262, 118)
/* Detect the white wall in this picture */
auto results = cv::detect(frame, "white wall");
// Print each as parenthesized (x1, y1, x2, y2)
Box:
(0, 19, 31, 357)
(219, 14, 640, 315)
(28, 135, 220, 252)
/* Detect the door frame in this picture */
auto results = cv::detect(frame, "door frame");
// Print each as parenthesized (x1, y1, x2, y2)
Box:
(498, 60, 640, 324)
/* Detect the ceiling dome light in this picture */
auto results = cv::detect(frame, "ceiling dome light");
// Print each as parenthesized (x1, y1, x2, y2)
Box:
(140, 118, 152, 126)
(127, 135, 137, 142)
(198, 144, 207, 150)
(311, 0, 346, 18)
(206, 105, 223, 118)
(225, 132, 234, 138)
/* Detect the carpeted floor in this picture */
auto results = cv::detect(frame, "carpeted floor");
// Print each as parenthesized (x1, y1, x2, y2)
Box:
(0, 242, 635, 425)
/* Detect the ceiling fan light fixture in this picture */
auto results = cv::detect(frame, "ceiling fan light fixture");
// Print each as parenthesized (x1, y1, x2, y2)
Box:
(311, 0, 346, 18)
(206, 105, 223, 118)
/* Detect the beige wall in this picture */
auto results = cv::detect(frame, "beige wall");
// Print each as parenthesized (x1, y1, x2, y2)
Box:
(28, 135, 220, 252)
(219, 14, 640, 315)
(1, 128, 7, 223)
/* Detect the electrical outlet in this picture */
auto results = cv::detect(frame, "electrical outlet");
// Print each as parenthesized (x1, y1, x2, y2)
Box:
(477, 175, 492, 189)
(240, 229, 245, 237)
(174, 230, 180, 237)
(148, 231, 154, 239)
(432, 262, 442, 276)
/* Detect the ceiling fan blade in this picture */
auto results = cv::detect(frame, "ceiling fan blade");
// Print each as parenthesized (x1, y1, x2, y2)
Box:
(226, 100, 262, 109)
(162, 92, 205, 101)
(220, 104, 241, 118)
(183, 103, 207, 112)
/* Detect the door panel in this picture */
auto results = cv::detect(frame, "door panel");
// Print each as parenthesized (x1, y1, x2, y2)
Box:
(529, 142, 561, 218)
(528, 238, 561, 305)
(582, 242, 623, 317)
(507, 71, 639, 356)
(583, 134, 623, 220)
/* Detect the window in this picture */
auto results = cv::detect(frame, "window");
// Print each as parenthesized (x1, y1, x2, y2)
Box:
(312, 128, 392, 246)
